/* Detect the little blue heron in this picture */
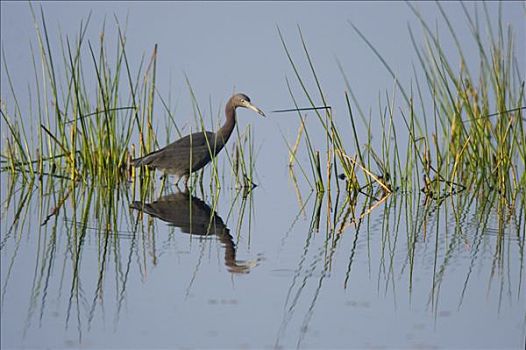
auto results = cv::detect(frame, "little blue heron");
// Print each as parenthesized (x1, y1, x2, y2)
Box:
(131, 93, 265, 187)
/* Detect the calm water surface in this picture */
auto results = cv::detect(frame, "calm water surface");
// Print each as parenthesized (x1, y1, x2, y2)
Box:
(1, 169, 524, 348)
(1, 2, 525, 349)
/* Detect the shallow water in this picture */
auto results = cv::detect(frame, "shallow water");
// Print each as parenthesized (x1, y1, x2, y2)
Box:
(1, 171, 524, 349)
(1, 2, 525, 349)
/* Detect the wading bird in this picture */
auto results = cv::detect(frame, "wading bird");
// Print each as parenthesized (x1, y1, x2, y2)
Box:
(131, 93, 265, 187)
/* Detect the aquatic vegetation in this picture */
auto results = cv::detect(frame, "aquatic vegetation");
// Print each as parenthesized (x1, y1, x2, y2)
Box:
(279, 2, 524, 204)
(1, 6, 154, 185)
(0, 6, 258, 194)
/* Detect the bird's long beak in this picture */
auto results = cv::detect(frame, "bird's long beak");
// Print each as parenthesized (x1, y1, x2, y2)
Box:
(246, 102, 266, 117)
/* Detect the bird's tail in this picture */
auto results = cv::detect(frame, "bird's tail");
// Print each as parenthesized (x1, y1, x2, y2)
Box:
(130, 156, 145, 167)
(130, 150, 160, 167)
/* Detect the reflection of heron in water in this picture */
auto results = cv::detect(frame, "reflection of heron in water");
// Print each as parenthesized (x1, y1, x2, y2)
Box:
(130, 192, 257, 274)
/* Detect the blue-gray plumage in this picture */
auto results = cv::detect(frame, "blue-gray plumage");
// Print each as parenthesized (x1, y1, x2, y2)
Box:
(131, 93, 265, 187)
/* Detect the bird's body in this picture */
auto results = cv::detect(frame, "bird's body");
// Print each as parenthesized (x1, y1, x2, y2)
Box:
(132, 130, 226, 177)
(131, 93, 264, 187)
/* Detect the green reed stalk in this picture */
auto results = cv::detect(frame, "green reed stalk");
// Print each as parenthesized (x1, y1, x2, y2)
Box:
(1, 6, 160, 185)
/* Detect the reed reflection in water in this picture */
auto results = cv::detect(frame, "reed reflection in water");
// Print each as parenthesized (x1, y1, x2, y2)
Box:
(131, 191, 259, 274)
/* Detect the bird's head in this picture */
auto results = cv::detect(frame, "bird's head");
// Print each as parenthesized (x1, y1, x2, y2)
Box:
(231, 93, 265, 117)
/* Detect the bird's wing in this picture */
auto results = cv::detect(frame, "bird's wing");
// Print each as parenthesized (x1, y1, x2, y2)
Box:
(163, 131, 218, 150)
(132, 131, 221, 170)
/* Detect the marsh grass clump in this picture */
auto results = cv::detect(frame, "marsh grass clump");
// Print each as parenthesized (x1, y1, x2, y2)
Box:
(1, 7, 258, 195)
(280, 3, 524, 204)
(279, 27, 392, 197)
(348, 2, 525, 202)
(1, 6, 158, 186)
(405, 2, 525, 200)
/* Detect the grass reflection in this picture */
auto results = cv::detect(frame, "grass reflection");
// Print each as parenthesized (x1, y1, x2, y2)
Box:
(0, 171, 258, 344)
(276, 172, 524, 346)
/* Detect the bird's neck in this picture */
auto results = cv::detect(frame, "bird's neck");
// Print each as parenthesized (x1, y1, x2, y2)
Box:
(217, 104, 236, 145)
